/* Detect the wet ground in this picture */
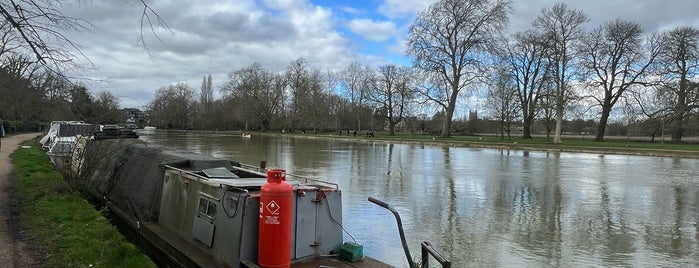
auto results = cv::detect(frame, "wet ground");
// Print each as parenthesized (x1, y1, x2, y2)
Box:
(0, 133, 45, 267)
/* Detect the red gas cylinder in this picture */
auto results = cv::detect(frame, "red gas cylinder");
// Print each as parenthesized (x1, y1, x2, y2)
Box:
(258, 169, 293, 268)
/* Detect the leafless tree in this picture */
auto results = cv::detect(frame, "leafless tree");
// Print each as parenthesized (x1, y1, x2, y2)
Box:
(0, 0, 166, 75)
(148, 82, 195, 129)
(503, 29, 553, 138)
(533, 3, 588, 143)
(370, 65, 415, 135)
(652, 26, 699, 142)
(92, 91, 123, 124)
(221, 63, 284, 132)
(488, 66, 520, 139)
(407, 0, 511, 137)
(580, 19, 660, 141)
(200, 74, 214, 112)
(284, 58, 328, 133)
(337, 62, 373, 132)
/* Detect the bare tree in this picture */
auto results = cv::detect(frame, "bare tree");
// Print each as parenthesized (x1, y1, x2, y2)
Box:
(488, 66, 521, 139)
(407, 0, 511, 137)
(0, 0, 166, 75)
(338, 62, 373, 132)
(370, 65, 415, 135)
(92, 91, 123, 124)
(533, 3, 588, 143)
(284, 58, 329, 133)
(200, 74, 214, 112)
(580, 19, 660, 141)
(653, 26, 699, 142)
(221, 63, 284, 132)
(148, 82, 195, 129)
(503, 29, 552, 138)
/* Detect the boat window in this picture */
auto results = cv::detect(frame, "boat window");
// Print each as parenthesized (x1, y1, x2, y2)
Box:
(207, 201, 217, 218)
(198, 198, 217, 220)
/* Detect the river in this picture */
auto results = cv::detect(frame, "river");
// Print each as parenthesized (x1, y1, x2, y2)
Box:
(138, 130, 699, 267)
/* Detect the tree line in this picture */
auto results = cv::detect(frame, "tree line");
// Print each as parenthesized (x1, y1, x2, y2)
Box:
(1, 0, 697, 142)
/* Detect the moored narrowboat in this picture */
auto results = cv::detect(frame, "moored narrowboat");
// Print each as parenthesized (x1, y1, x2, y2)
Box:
(74, 139, 395, 267)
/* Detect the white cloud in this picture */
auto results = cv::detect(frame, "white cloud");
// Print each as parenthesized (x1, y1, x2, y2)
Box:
(346, 19, 398, 43)
(60, 0, 361, 108)
(53, 0, 699, 110)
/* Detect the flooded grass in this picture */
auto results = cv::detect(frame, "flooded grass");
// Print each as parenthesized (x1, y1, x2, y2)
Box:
(11, 141, 156, 268)
(280, 131, 699, 158)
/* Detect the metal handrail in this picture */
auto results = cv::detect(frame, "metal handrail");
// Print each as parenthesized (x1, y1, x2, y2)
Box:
(369, 197, 451, 268)
(165, 163, 339, 189)
(421, 241, 451, 268)
(368, 197, 416, 268)
(236, 162, 339, 189)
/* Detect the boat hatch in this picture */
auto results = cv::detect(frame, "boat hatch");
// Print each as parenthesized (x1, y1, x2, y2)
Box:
(202, 167, 239, 178)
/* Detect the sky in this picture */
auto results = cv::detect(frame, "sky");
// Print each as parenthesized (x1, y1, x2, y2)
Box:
(59, 0, 699, 110)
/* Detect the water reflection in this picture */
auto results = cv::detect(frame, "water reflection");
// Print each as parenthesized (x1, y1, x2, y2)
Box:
(138, 131, 699, 267)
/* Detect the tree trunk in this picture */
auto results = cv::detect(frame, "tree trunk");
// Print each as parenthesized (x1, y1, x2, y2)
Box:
(671, 118, 684, 142)
(441, 104, 456, 137)
(671, 81, 688, 143)
(522, 117, 533, 139)
(553, 98, 563, 144)
(595, 107, 611, 142)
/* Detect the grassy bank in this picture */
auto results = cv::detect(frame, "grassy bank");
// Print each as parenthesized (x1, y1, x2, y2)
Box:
(273, 131, 699, 158)
(11, 141, 156, 268)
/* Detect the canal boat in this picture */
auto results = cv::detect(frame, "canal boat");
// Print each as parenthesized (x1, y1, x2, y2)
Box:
(40, 121, 100, 168)
(73, 139, 398, 268)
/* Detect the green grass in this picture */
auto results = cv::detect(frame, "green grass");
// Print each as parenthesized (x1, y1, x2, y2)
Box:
(283, 131, 699, 158)
(11, 141, 156, 268)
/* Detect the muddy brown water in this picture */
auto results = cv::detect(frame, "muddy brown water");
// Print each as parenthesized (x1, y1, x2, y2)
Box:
(139, 130, 699, 267)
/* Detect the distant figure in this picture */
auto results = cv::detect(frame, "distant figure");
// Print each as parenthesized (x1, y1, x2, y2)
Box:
(352, 130, 357, 137)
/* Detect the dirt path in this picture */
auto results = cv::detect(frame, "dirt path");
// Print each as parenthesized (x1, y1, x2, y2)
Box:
(0, 133, 44, 267)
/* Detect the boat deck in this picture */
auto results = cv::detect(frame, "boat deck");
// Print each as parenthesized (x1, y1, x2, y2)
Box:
(141, 222, 395, 268)
(290, 257, 394, 268)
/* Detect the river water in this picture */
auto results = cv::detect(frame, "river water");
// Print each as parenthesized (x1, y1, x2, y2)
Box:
(138, 130, 699, 267)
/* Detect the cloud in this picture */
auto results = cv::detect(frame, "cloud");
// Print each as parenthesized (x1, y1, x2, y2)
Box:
(378, 0, 436, 18)
(58, 0, 363, 108)
(51, 0, 699, 110)
(346, 19, 398, 43)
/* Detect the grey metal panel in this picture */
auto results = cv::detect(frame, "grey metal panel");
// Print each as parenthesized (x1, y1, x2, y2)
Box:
(210, 188, 251, 268)
(239, 195, 260, 263)
(315, 190, 343, 254)
(294, 188, 317, 259)
(192, 214, 215, 247)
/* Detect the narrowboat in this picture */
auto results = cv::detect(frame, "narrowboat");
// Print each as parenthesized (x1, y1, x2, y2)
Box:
(72, 139, 397, 267)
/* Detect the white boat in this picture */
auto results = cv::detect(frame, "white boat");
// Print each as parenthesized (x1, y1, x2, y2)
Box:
(40, 121, 99, 168)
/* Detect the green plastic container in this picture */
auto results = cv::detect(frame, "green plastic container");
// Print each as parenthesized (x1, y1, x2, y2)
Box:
(339, 241, 364, 262)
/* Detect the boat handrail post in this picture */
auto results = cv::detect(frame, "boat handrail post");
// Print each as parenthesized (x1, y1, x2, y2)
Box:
(368, 197, 417, 268)
(420, 241, 451, 268)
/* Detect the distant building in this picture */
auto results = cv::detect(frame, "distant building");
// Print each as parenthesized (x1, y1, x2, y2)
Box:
(122, 108, 145, 129)
(469, 110, 478, 122)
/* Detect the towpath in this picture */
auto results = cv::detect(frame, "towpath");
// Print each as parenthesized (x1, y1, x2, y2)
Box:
(0, 133, 44, 267)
